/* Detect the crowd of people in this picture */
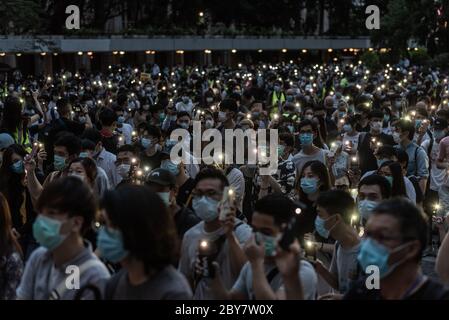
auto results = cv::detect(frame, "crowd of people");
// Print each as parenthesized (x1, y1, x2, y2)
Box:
(1, 58, 449, 300)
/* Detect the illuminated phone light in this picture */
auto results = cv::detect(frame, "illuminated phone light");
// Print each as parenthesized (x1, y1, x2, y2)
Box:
(253, 148, 258, 154)
(131, 158, 137, 164)
(273, 114, 279, 120)
(434, 203, 441, 211)
(306, 241, 313, 249)
(118, 137, 123, 142)
(376, 142, 382, 147)
(358, 227, 365, 237)
(77, 51, 83, 56)
(217, 153, 223, 160)
(228, 189, 234, 196)
(132, 131, 137, 136)
(339, 119, 345, 124)
(87, 52, 93, 56)
(431, 105, 436, 110)
(295, 208, 302, 215)
(352, 156, 358, 163)
(95, 222, 100, 228)
(200, 240, 208, 249)
(144, 166, 150, 172)
(119, 51, 125, 55)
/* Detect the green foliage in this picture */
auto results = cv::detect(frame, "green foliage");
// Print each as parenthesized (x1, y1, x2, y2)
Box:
(409, 48, 431, 65)
(360, 51, 381, 71)
(0, 0, 42, 34)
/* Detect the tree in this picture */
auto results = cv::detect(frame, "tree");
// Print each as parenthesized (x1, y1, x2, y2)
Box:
(0, 0, 42, 34)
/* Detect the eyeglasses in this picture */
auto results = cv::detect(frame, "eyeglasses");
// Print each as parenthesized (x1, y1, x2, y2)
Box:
(191, 190, 223, 198)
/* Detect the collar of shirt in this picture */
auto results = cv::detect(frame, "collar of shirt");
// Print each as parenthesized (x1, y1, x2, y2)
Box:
(42, 240, 94, 271)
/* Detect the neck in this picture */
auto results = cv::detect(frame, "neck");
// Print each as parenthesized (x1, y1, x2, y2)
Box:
(52, 235, 84, 268)
(370, 130, 380, 137)
(302, 145, 316, 154)
(401, 139, 411, 148)
(204, 219, 222, 233)
(145, 146, 157, 156)
(224, 119, 235, 129)
(307, 191, 320, 202)
(380, 263, 421, 300)
(122, 258, 151, 286)
(330, 223, 360, 249)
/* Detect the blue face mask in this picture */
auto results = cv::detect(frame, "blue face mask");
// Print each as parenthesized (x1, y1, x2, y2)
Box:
(287, 125, 294, 133)
(32, 215, 68, 251)
(383, 114, 390, 122)
(79, 152, 89, 158)
(286, 95, 294, 102)
(277, 145, 286, 157)
(314, 216, 330, 239)
(384, 176, 393, 187)
(357, 238, 410, 279)
(11, 160, 24, 174)
(117, 116, 125, 124)
(53, 155, 67, 171)
(339, 111, 346, 118)
(97, 227, 129, 263)
(141, 138, 152, 149)
(358, 200, 378, 221)
(161, 160, 179, 176)
(299, 133, 313, 146)
(192, 196, 219, 222)
(343, 124, 352, 133)
(256, 232, 278, 257)
(300, 177, 319, 194)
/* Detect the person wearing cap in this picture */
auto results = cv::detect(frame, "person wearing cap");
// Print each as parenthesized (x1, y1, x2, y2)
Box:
(0, 133, 15, 167)
(145, 168, 200, 240)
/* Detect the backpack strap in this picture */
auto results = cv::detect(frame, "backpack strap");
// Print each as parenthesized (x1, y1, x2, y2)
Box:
(250, 267, 280, 300)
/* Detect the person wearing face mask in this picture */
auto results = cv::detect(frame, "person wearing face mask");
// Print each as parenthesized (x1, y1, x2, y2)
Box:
(377, 161, 409, 200)
(210, 194, 317, 300)
(413, 107, 432, 146)
(422, 118, 448, 220)
(267, 81, 285, 111)
(202, 111, 215, 130)
(99, 185, 192, 299)
(16, 177, 110, 299)
(296, 161, 332, 236)
(357, 110, 395, 176)
(0, 144, 39, 258)
(312, 191, 361, 296)
(145, 168, 200, 240)
(139, 125, 162, 171)
(114, 145, 141, 187)
(344, 198, 449, 300)
(79, 139, 111, 196)
(81, 129, 118, 188)
(25, 133, 82, 204)
(178, 168, 252, 299)
(175, 93, 193, 116)
(292, 120, 329, 175)
(217, 99, 238, 133)
(393, 119, 429, 194)
(341, 116, 361, 156)
(357, 175, 391, 225)
(113, 105, 133, 145)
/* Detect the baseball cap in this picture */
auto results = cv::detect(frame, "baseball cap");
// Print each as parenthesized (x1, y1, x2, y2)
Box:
(145, 168, 176, 187)
(0, 133, 14, 150)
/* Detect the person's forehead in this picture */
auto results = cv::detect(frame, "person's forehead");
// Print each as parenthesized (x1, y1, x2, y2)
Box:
(300, 125, 313, 131)
(70, 162, 84, 169)
(252, 211, 275, 228)
(366, 214, 400, 234)
(359, 184, 382, 195)
(117, 151, 133, 158)
(178, 116, 190, 121)
(195, 178, 222, 190)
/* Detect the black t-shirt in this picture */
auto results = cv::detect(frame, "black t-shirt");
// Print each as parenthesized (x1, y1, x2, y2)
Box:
(60, 117, 86, 136)
(295, 197, 317, 238)
(176, 178, 196, 207)
(358, 132, 396, 175)
(344, 276, 449, 300)
(174, 207, 200, 239)
(140, 150, 162, 170)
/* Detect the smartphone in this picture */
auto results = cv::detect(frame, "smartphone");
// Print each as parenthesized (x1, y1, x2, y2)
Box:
(197, 240, 217, 278)
(30, 142, 41, 159)
(219, 187, 235, 221)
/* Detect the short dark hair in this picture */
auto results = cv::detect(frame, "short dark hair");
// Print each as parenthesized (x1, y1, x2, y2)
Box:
(395, 119, 415, 140)
(376, 145, 396, 159)
(145, 125, 162, 139)
(316, 190, 356, 225)
(358, 174, 391, 199)
(37, 177, 96, 234)
(368, 110, 384, 120)
(395, 148, 409, 167)
(117, 144, 139, 155)
(176, 111, 191, 120)
(279, 133, 295, 147)
(254, 194, 296, 227)
(99, 108, 118, 126)
(81, 128, 102, 145)
(81, 139, 96, 151)
(100, 185, 178, 273)
(372, 198, 428, 259)
(193, 167, 229, 190)
(54, 133, 82, 156)
(298, 119, 318, 131)
(220, 98, 238, 113)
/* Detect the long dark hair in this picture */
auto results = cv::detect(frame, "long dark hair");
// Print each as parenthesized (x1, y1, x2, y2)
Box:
(0, 96, 23, 134)
(100, 185, 179, 274)
(378, 161, 407, 198)
(0, 145, 27, 229)
(0, 192, 22, 257)
(297, 160, 331, 202)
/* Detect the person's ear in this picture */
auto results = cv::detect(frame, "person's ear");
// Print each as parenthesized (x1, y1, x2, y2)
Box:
(403, 240, 422, 261)
(70, 216, 84, 234)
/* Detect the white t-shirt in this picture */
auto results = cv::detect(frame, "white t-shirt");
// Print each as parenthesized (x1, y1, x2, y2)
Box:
(178, 220, 252, 299)
(292, 148, 328, 176)
(232, 260, 317, 300)
(421, 139, 447, 191)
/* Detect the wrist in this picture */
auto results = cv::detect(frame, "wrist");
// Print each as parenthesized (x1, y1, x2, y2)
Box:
(250, 259, 265, 269)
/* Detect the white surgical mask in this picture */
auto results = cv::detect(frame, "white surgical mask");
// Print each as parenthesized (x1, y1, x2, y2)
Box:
(116, 164, 131, 178)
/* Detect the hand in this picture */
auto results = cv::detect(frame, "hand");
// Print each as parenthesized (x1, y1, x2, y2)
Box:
(32, 89, 39, 100)
(244, 233, 265, 265)
(318, 293, 343, 300)
(219, 199, 237, 236)
(310, 259, 327, 276)
(327, 154, 336, 166)
(23, 155, 36, 172)
(11, 228, 21, 240)
(275, 240, 301, 278)
(37, 149, 47, 162)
